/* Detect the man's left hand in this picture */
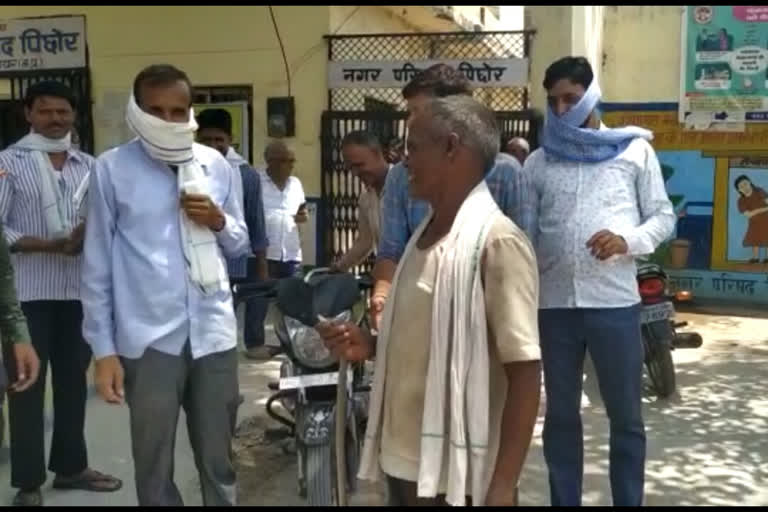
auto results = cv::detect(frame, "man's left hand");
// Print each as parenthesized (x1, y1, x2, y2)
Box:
(587, 230, 628, 260)
(485, 482, 519, 506)
(181, 193, 226, 231)
(10, 343, 41, 393)
(294, 205, 309, 224)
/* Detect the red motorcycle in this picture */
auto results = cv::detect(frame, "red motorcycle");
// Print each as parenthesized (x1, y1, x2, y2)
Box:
(637, 263, 703, 398)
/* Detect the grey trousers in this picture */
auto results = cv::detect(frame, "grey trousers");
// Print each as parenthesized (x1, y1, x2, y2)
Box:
(122, 345, 239, 506)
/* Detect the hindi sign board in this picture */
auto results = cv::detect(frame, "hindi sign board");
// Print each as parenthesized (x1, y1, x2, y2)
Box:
(328, 58, 528, 89)
(680, 6, 768, 123)
(0, 15, 86, 74)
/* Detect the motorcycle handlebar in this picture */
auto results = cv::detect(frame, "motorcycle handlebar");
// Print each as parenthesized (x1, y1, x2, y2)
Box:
(232, 272, 374, 302)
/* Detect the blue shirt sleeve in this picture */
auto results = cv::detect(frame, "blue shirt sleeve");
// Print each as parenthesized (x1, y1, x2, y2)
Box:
(487, 154, 538, 245)
(240, 164, 268, 253)
(81, 157, 118, 359)
(376, 162, 411, 263)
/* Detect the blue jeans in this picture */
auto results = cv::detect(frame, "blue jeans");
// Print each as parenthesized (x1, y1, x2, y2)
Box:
(540, 306, 646, 506)
(245, 260, 301, 349)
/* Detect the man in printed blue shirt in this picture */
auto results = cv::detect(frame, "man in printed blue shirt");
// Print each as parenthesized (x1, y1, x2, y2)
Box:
(370, 64, 537, 328)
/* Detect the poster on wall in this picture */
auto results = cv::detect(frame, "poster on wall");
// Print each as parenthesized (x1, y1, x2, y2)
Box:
(680, 6, 768, 124)
(192, 101, 249, 162)
(727, 158, 768, 264)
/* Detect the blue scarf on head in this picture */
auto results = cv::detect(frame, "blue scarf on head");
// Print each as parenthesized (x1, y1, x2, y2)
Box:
(541, 79, 653, 163)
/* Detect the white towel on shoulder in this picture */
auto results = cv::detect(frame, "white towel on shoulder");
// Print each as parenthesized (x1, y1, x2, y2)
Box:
(14, 131, 80, 238)
(126, 93, 228, 295)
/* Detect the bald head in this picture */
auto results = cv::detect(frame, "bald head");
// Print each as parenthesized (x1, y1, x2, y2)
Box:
(506, 136, 530, 165)
(264, 139, 295, 182)
(264, 139, 290, 160)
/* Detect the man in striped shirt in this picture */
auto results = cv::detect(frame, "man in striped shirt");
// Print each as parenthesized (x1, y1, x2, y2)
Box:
(0, 81, 122, 505)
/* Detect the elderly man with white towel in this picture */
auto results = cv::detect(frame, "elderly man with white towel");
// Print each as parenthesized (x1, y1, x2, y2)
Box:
(0, 80, 122, 506)
(81, 64, 250, 506)
(317, 95, 542, 506)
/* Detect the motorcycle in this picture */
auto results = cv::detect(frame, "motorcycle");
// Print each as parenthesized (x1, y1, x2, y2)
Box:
(233, 268, 373, 506)
(637, 262, 703, 398)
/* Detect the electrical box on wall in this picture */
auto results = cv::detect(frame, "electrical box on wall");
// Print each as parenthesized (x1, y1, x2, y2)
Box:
(267, 96, 295, 138)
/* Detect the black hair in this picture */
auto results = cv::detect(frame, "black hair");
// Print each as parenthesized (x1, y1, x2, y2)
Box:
(734, 174, 752, 196)
(133, 64, 192, 106)
(543, 56, 594, 90)
(24, 80, 76, 110)
(341, 130, 383, 153)
(402, 63, 473, 99)
(196, 108, 233, 136)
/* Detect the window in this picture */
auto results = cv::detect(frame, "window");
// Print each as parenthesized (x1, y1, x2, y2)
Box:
(192, 85, 253, 163)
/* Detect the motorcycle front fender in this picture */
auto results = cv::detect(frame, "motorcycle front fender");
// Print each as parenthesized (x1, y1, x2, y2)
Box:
(296, 402, 335, 447)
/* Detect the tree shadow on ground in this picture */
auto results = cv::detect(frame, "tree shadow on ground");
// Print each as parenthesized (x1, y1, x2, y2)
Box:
(519, 345, 768, 506)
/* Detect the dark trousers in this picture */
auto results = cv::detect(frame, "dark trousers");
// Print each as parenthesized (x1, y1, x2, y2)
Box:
(539, 306, 646, 507)
(122, 345, 239, 506)
(245, 260, 301, 349)
(2, 300, 91, 490)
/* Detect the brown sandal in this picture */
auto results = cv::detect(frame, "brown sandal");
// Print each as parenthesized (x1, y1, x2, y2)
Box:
(52, 468, 123, 493)
(12, 489, 42, 507)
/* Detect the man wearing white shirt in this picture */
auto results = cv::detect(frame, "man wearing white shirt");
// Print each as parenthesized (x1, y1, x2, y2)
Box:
(250, 139, 307, 359)
(526, 57, 675, 507)
(82, 64, 250, 506)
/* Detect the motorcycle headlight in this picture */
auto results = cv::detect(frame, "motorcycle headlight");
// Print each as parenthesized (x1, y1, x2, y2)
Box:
(284, 311, 351, 369)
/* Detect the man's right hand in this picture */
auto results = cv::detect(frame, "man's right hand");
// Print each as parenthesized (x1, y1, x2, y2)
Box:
(315, 321, 374, 362)
(94, 356, 125, 405)
(369, 294, 387, 331)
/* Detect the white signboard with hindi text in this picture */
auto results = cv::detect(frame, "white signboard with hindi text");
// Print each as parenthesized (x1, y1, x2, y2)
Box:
(0, 15, 86, 73)
(328, 58, 528, 89)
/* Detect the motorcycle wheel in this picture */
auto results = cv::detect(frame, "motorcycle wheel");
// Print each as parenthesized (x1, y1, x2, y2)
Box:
(646, 342, 676, 398)
(305, 443, 336, 506)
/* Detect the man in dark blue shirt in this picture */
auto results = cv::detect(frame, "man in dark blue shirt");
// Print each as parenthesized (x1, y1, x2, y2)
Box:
(196, 109, 270, 359)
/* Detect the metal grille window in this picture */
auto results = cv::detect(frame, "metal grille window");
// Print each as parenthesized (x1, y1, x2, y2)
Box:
(320, 30, 537, 269)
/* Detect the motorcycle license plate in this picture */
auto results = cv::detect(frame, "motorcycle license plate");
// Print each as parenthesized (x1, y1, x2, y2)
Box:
(279, 368, 353, 391)
(640, 302, 674, 324)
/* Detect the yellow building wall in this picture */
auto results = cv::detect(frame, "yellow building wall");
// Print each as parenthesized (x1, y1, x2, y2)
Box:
(0, 5, 331, 196)
(525, 6, 573, 112)
(331, 5, 418, 34)
(601, 5, 683, 102)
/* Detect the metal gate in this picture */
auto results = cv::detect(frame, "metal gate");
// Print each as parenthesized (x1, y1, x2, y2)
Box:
(320, 30, 539, 268)
(0, 68, 94, 154)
